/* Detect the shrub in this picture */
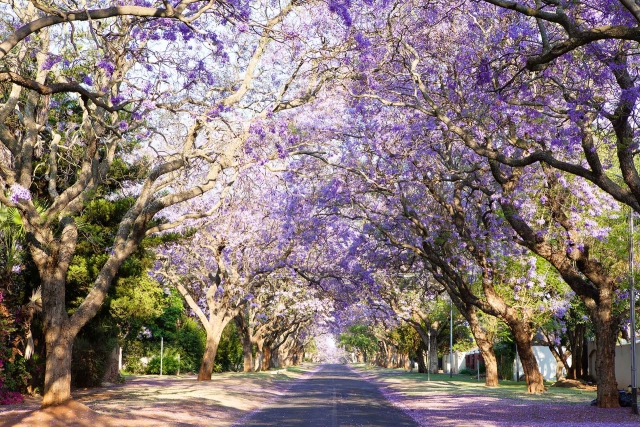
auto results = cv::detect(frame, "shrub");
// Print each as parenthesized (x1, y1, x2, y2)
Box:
(494, 341, 516, 380)
(0, 293, 25, 404)
(146, 349, 181, 375)
(71, 334, 117, 388)
(0, 359, 24, 405)
(459, 368, 477, 376)
(215, 322, 243, 372)
(122, 340, 146, 374)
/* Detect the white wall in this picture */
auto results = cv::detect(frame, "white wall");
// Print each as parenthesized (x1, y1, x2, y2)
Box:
(443, 351, 466, 374)
(588, 339, 640, 388)
(613, 341, 640, 388)
(514, 346, 569, 381)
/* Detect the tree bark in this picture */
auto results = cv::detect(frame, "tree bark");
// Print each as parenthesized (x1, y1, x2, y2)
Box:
(461, 303, 498, 387)
(263, 345, 272, 370)
(567, 323, 585, 380)
(241, 338, 253, 372)
(198, 333, 221, 380)
(417, 347, 426, 373)
(234, 315, 253, 372)
(42, 327, 73, 407)
(428, 326, 438, 374)
(592, 312, 620, 407)
(481, 347, 499, 387)
(255, 340, 264, 372)
(40, 254, 76, 407)
(514, 328, 546, 393)
(548, 348, 565, 380)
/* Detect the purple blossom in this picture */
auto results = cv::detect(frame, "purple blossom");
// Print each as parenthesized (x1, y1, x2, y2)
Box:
(137, 327, 152, 339)
(97, 59, 116, 76)
(9, 184, 31, 203)
(42, 55, 62, 70)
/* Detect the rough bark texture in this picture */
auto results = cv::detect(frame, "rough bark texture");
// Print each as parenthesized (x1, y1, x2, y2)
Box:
(198, 334, 221, 381)
(592, 312, 620, 407)
(254, 339, 267, 371)
(567, 323, 585, 380)
(514, 331, 546, 393)
(263, 345, 272, 370)
(481, 347, 499, 387)
(428, 325, 438, 374)
(40, 253, 76, 407)
(235, 315, 253, 372)
(42, 330, 73, 407)
(461, 303, 498, 387)
(241, 339, 253, 373)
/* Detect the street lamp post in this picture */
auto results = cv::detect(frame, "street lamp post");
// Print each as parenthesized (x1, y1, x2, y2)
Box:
(630, 210, 638, 415)
(427, 329, 431, 382)
(450, 299, 453, 378)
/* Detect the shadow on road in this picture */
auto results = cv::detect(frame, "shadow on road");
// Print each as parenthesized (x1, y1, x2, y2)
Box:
(240, 364, 417, 427)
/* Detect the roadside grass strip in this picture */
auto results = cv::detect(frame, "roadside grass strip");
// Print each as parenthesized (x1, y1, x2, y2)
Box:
(350, 365, 639, 427)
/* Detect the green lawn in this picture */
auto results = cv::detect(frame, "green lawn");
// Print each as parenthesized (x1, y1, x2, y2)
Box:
(353, 365, 597, 405)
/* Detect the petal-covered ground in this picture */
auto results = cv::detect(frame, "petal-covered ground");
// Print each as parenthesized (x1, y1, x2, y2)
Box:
(0, 366, 318, 427)
(353, 366, 640, 427)
(2, 365, 637, 426)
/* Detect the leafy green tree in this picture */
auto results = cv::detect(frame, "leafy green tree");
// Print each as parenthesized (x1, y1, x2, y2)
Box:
(339, 324, 378, 363)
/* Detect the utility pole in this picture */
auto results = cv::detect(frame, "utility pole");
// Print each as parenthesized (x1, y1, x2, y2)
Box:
(160, 336, 164, 376)
(427, 329, 431, 382)
(450, 299, 453, 378)
(630, 210, 638, 415)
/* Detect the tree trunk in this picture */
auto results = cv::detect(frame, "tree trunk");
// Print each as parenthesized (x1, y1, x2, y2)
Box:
(428, 327, 438, 374)
(42, 329, 73, 407)
(271, 348, 280, 369)
(464, 304, 498, 387)
(513, 325, 545, 393)
(263, 345, 272, 370)
(198, 331, 221, 380)
(41, 270, 75, 407)
(241, 339, 253, 372)
(255, 342, 264, 372)
(479, 343, 499, 387)
(417, 347, 426, 373)
(592, 314, 620, 407)
(568, 323, 585, 380)
(234, 314, 253, 372)
(555, 358, 564, 381)
(581, 336, 589, 379)
(102, 345, 120, 383)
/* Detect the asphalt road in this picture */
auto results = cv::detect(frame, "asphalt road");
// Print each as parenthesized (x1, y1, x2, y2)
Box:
(241, 364, 419, 427)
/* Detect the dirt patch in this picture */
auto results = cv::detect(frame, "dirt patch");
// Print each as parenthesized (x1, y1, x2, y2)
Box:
(1, 400, 119, 427)
(0, 367, 315, 427)
(551, 379, 597, 391)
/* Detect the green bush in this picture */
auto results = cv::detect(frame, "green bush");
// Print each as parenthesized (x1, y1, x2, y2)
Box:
(72, 334, 117, 388)
(175, 319, 206, 373)
(122, 340, 146, 374)
(459, 368, 477, 376)
(215, 322, 243, 372)
(494, 341, 516, 380)
(146, 352, 180, 375)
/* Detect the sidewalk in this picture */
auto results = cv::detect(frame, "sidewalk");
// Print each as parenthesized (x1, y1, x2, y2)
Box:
(353, 366, 639, 427)
(0, 366, 315, 427)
